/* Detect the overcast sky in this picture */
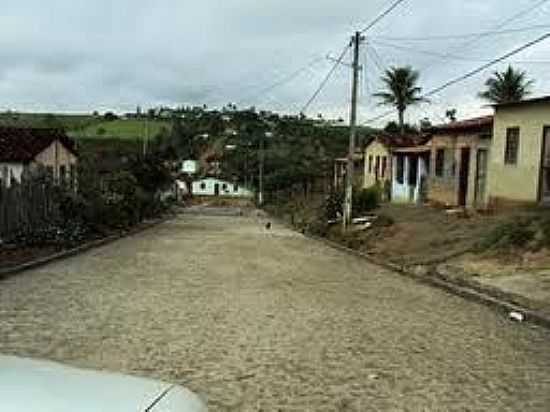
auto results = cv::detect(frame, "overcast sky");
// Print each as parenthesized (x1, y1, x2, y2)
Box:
(1, 0, 549, 126)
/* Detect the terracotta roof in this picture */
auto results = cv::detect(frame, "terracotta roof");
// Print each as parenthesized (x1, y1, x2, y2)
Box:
(0, 127, 77, 163)
(369, 133, 430, 149)
(430, 115, 493, 133)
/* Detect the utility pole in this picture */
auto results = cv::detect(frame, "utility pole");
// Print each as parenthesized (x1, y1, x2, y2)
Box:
(343, 31, 363, 230)
(258, 133, 264, 206)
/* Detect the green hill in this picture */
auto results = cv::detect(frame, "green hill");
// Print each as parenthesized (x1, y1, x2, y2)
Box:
(78, 119, 172, 140)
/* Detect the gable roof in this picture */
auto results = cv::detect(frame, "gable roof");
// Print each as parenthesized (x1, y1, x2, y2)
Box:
(367, 133, 430, 149)
(430, 115, 494, 134)
(0, 127, 77, 163)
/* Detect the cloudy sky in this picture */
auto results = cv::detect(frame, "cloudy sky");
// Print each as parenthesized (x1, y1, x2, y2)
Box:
(1, 0, 549, 126)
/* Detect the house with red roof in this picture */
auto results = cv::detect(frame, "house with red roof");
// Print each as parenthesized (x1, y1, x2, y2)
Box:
(426, 115, 493, 208)
(0, 127, 78, 188)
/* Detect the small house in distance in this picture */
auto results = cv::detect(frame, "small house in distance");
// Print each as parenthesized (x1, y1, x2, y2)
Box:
(364, 133, 429, 203)
(427, 115, 493, 208)
(0, 127, 78, 188)
(192, 177, 254, 198)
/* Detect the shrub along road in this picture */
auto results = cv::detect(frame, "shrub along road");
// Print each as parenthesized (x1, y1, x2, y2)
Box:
(1, 211, 549, 411)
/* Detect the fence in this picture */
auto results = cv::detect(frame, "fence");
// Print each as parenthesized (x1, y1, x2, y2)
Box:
(0, 178, 59, 241)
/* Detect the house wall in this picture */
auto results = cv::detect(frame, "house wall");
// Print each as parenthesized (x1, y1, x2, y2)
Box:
(488, 102, 550, 205)
(364, 141, 391, 188)
(192, 178, 254, 198)
(0, 163, 25, 187)
(429, 132, 491, 208)
(391, 154, 428, 204)
(34, 140, 78, 184)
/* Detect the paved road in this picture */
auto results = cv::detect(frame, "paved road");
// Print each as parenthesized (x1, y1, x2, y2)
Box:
(1, 212, 550, 411)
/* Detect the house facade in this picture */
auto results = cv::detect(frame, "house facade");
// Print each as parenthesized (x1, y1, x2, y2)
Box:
(363, 138, 391, 189)
(192, 177, 254, 198)
(487, 96, 550, 207)
(391, 145, 431, 204)
(427, 116, 493, 208)
(0, 127, 78, 188)
(364, 134, 428, 203)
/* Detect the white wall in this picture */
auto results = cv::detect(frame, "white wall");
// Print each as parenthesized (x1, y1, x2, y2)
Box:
(181, 160, 198, 174)
(0, 163, 25, 187)
(192, 178, 253, 198)
(391, 155, 428, 204)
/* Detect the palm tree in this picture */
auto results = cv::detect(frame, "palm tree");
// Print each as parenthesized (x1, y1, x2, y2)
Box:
(479, 66, 534, 104)
(374, 66, 425, 135)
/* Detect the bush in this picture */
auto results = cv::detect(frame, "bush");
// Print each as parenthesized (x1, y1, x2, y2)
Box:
(476, 217, 536, 252)
(353, 186, 380, 216)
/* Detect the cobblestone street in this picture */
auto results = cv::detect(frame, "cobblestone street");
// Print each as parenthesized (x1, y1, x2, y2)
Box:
(1, 213, 550, 411)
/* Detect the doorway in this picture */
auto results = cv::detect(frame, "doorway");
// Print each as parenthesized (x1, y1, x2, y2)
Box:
(458, 148, 471, 206)
(214, 183, 220, 196)
(540, 127, 550, 203)
(474, 149, 488, 207)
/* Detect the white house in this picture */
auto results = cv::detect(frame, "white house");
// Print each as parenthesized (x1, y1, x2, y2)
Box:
(181, 160, 198, 174)
(391, 146, 431, 204)
(0, 127, 78, 188)
(192, 177, 254, 198)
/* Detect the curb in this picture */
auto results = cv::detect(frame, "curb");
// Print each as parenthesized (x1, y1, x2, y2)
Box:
(0, 214, 174, 280)
(305, 233, 550, 330)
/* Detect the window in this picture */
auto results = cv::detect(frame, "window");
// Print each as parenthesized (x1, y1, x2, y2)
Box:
(60, 165, 67, 185)
(381, 156, 387, 179)
(396, 155, 405, 184)
(435, 149, 445, 177)
(505, 127, 520, 165)
(222, 183, 227, 190)
(1, 166, 8, 187)
(70, 164, 76, 189)
(368, 155, 373, 173)
(200, 182, 206, 190)
(46, 166, 54, 182)
(375, 156, 381, 180)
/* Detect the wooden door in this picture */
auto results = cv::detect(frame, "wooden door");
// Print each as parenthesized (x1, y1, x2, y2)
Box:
(540, 128, 550, 203)
(458, 148, 471, 207)
(474, 149, 488, 207)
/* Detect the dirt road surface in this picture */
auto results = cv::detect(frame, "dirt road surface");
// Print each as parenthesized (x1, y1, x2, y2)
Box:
(1, 211, 550, 411)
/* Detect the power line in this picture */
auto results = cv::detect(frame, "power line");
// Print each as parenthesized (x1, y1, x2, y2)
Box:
(371, 24, 550, 42)
(237, 55, 325, 106)
(360, 0, 408, 33)
(300, 44, 351, 114)
(361, 34, 550, 125)
(367, 45, 387, 75)
(372, 39, 550, 64)
(423, 33, 550, 98)
(493, 0, 550, 30)
(418, 0, 550, 74)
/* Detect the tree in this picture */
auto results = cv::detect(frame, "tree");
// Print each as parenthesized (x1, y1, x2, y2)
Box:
(374, 66, 426, 135)
(445, 109, 457, 122)
(479, 66, 533, 104)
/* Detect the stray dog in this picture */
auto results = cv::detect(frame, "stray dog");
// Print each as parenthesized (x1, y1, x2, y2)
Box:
(265, 221, 272, 230)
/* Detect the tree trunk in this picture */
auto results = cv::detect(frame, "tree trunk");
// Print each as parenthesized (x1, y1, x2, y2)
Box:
(398, 109, 405, 135)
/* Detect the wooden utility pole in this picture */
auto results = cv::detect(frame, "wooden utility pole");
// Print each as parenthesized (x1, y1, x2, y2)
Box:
(343, 31, 363, 230)
(259, 132, 265, 206)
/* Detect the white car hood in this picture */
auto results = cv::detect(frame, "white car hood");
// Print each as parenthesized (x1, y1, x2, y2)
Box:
(0, 355, 206, 412)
